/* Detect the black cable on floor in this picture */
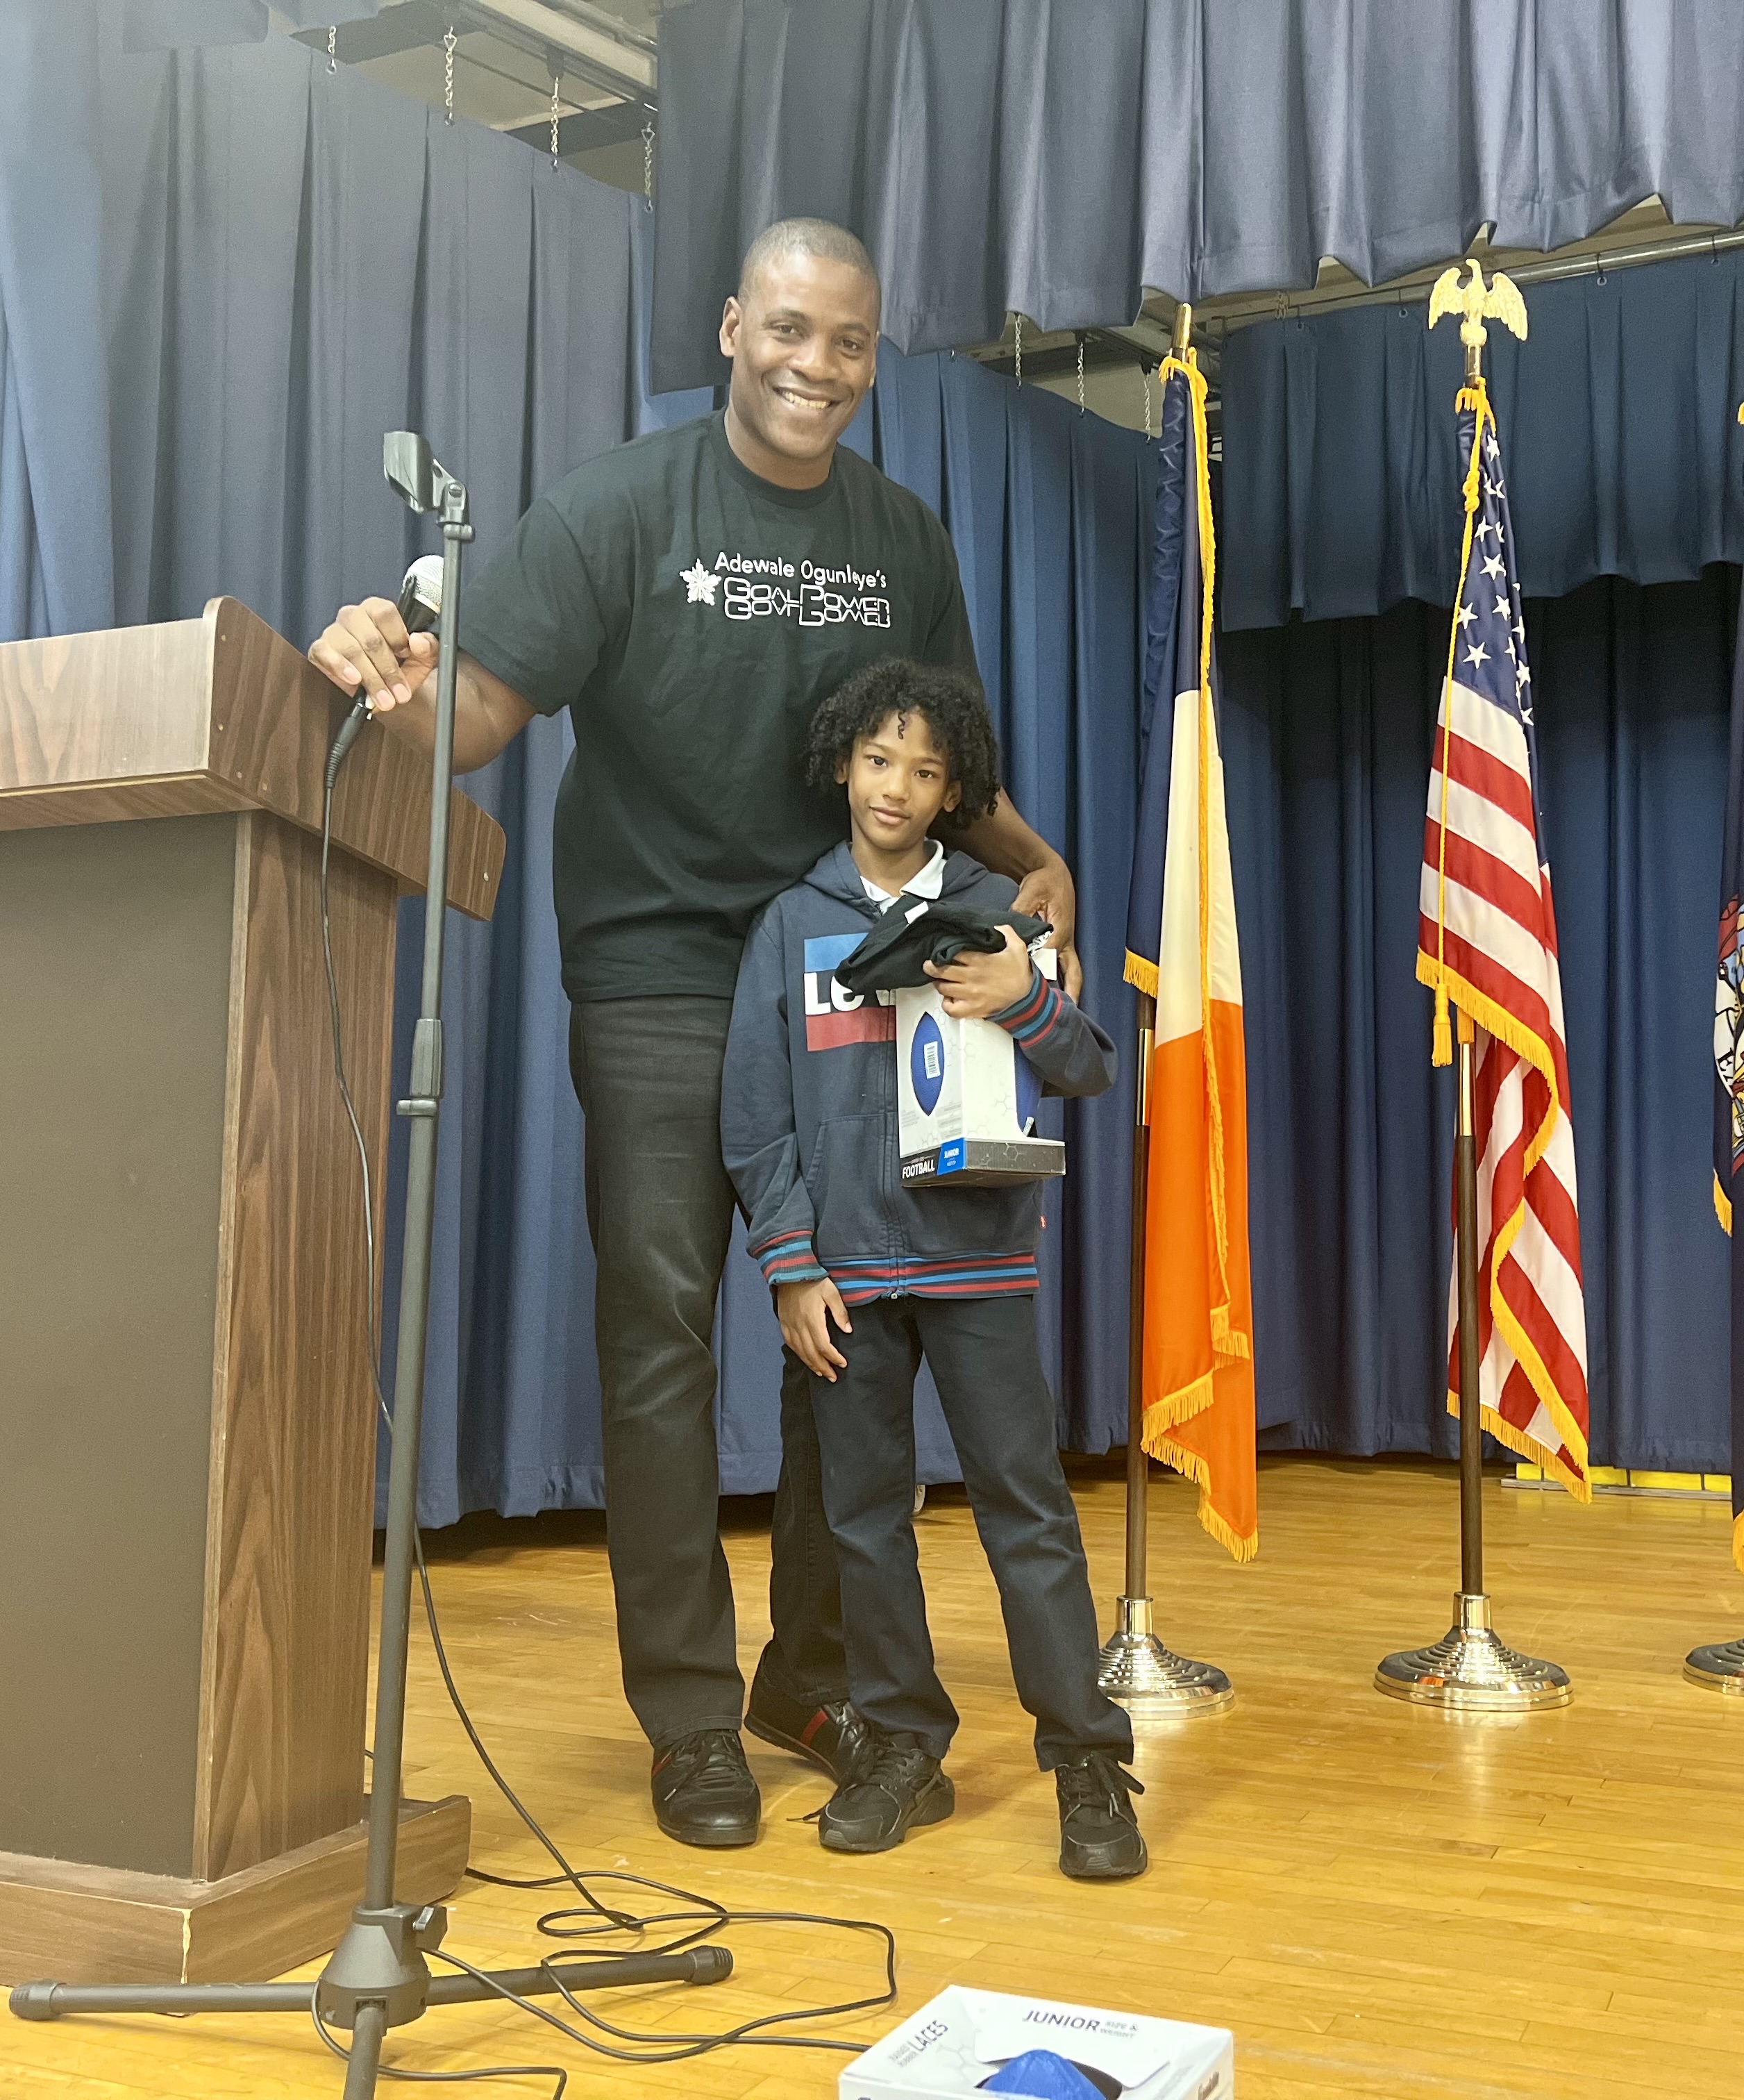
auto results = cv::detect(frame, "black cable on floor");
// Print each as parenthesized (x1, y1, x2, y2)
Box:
(310, 1997, 568, 2097)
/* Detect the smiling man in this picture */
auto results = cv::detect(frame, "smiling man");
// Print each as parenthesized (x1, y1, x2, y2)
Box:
(308, 219, 1080, 1848)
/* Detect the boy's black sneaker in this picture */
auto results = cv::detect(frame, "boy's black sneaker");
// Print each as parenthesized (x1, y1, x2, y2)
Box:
(815, 1729, 955, 1853)
(745, 1678, 872, 1784)
(1055, 1752, 1147, 1880)
(651, 1729, 760, 1847)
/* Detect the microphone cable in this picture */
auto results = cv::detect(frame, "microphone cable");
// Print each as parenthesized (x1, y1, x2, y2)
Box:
(317, 706, 899, 2093)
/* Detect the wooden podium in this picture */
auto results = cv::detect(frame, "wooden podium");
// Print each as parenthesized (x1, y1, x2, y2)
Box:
(0, 599, 504, 1985)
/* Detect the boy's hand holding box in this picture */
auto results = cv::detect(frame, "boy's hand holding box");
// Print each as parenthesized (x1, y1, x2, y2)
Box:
(895, 946, 1065, 1186)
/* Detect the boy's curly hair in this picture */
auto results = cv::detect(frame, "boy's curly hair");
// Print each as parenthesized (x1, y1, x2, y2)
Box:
(804, 658, 1001, 828)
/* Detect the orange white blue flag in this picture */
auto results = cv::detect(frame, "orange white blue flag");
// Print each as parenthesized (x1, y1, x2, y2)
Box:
(1125, 351, 1257, 1562)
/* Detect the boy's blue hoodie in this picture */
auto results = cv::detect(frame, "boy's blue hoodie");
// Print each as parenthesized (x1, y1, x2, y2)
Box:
(721, 842, 1117, 1306)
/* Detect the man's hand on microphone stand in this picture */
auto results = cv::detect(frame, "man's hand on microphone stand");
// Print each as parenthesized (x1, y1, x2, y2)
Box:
(308, 597, 537, 774)
(310, 596, 439, 717)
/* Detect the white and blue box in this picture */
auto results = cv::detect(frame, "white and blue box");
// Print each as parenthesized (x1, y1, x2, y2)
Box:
(839, 1984, 1234, 2100)
(896, 950, 1064, 1188)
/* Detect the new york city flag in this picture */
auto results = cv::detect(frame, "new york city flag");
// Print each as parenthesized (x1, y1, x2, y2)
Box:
(1124, 350, 1256, 1561)
(1711, 583, 1744, 1574)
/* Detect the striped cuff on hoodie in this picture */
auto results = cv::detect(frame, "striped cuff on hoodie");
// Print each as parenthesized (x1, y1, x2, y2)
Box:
(989, 965, 1064, 1050)
(751, 1229, 828, 1288)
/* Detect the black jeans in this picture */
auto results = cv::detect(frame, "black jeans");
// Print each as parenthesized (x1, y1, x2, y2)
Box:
(568, 996, 847, 1748)
(808, 1293, 1133, 1769)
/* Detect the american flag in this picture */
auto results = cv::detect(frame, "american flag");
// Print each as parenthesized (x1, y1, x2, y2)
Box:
(1417, 389, 1591, 1499)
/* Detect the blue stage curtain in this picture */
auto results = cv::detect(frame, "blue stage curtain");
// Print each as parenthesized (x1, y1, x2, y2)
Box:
(1220, 572, 1737, 1472)
(651, 0, 1744, 394)
(19, 8, 1729, 1512)
(396, 340, 1159, 1514)
(0, 10, 1156, 1521)
(1221, 252, 1744, 630)
(0, 11, 668, 1524)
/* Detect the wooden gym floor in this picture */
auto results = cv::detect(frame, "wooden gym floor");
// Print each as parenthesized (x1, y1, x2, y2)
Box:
(6, 1455, 1742, 2099)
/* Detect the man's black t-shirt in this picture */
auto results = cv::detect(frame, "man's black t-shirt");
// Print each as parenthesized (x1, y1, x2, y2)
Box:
(460, 412, 980, 1003)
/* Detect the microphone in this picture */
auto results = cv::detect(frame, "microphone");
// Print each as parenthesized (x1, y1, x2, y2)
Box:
(328, 558, 444, 786)
(398, 554, 444, 636)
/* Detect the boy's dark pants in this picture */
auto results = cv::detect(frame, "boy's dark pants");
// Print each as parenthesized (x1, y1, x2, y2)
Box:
(808, 1292, 1133, 1769)
(569, 996, 848, 1749)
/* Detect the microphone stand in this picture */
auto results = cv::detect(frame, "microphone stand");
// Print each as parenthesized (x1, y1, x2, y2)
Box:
(9, 435, 732, 2094)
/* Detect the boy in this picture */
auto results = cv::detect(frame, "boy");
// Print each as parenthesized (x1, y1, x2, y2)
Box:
(721, 659, 1146, 1880)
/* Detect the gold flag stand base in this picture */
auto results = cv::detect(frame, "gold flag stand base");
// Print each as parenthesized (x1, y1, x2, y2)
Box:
(1375, 1592, 1570, 1710)
(1684, 1637, 1744, 1694)
(1096, 1596, 1234, 1712)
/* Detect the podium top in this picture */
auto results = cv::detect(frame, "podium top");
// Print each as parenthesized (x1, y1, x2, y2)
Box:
(0, 598, 503, 921)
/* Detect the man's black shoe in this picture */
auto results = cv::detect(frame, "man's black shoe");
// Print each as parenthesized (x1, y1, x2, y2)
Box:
(651, 1730, 760, 1847)
(1055, 1751, 1147, 1880)
(745, 1679, 872, 1785)
(815, 1729, 954, 1853)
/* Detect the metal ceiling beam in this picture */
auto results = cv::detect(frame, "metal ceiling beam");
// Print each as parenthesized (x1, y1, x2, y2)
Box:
(296, 0, 656, 112)
(972, 219, 1743, 387)
(505, 101, 647, 155)
(975, 325, 1177, 381)
(465, 0, 653, 101)
(292, 1, 460, 64)
(538, 0, 655, 58)
(1221, 223, 1744, 326)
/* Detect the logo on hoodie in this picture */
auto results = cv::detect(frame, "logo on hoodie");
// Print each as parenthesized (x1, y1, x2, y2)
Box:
(802, 934, 896, 1051)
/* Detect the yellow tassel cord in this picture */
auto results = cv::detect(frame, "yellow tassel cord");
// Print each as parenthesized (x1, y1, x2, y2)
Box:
(1418, 391, 1592, 1495)
(1190, 353, 1231, 1303)
(1155, 350, 1234, 1310)
(1416, 960, 1594, 1494)
(1129, 351, 1256, 1562)
(1716, 1169, 1734, 1236)
(1734, 1507, 1743, 1578)
(1427, 382, 1491, 1068)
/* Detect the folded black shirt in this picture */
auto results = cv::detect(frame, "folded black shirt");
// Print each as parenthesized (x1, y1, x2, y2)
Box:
(833, 899, 1052, 997)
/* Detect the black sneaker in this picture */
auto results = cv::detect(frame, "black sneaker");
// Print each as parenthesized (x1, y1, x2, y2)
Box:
(745, 1678, 873, 1785)
(651, 1730, 760, 1848)
(815, 1728, 955, 1853)
(1055, 1752, 1147, 1880)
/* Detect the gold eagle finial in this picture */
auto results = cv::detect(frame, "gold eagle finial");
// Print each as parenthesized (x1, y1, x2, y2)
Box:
(1427, 257, 1528, 351)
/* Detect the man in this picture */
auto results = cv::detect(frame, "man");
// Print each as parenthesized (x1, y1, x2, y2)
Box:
(309, 219, 1081, 1848)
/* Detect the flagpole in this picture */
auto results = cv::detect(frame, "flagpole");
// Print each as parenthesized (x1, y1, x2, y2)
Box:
(1684, 398, 1744, 1697)
(1456, 1019, 1486, 1601)
(1375, 304, 1570, 1710)
(1125, 990, 1157, 1611)
(1096, 303, 1234, 1717)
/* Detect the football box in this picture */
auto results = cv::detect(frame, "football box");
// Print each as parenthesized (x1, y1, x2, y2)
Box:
(895, 950, 1064, 1188)
(839, 1985, 1234, 2100)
